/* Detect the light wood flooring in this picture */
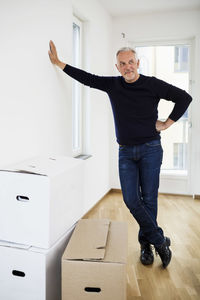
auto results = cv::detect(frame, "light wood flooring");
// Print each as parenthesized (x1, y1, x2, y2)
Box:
(83, 191, 200, 300)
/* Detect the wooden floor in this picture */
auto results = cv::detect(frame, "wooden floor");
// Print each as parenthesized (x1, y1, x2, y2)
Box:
(83, 191, 200, 300)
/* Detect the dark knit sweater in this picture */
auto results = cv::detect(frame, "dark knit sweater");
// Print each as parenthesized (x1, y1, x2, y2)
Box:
(63, 64, 192, 145)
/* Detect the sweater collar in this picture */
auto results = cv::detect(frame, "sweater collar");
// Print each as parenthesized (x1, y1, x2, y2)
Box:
(121, 74, 144, 87)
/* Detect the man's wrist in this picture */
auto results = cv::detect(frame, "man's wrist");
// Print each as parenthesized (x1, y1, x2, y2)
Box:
(164, 118, 175, 129)
(57, 60, 66, 70)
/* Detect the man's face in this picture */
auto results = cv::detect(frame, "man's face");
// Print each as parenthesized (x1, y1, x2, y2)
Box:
(115, 51, 140, 83)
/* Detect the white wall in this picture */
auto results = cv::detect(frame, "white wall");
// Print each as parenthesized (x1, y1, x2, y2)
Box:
(1, 0, 199, 209)
(0, 0, 113, 213)
(110, 9, 200, 195)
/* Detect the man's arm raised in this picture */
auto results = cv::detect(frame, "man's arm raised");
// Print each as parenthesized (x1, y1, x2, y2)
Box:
(48, 40, 66, 70)
(48, 40, 111, 92)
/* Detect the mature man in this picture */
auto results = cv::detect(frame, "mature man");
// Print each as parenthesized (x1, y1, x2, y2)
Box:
(48, 41, 192, 268)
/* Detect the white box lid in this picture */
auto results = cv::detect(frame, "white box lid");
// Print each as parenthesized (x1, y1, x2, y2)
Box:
(0, 156, 83, 177)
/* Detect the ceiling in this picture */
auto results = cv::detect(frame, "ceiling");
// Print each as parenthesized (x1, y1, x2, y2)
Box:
(98, 0, 200, 17)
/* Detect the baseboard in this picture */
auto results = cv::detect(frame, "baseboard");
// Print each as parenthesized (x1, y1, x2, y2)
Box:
(111, 189, 194, 198)
(110, 188, 122, 193)
(158, 192, 192, 198)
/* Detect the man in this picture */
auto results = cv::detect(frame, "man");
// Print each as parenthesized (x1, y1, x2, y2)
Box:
(48, 41, 192, 268)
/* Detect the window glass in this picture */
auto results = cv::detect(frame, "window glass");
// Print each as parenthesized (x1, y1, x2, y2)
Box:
(72, 18, 82, 154)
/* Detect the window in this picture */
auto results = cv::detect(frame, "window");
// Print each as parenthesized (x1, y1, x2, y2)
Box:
(173, 143, 187, 169)
(72, 16, 82, 155)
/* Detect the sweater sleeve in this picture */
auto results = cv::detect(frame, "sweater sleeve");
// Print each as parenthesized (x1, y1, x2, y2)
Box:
(151, 77, 192, 122)
(63, 64, 113, 92)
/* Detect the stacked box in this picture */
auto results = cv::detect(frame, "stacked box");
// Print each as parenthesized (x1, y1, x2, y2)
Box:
(0, 225, 75, 300)
(0, 156, 84, 300)
(0, 156, 84, 248)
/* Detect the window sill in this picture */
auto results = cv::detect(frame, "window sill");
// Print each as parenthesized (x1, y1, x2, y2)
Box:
(74, 154, 92, 160)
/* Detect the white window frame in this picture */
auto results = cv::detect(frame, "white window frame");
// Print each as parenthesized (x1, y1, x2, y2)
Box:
(72, 16, 83, 157)
(128, 37, 194, 195)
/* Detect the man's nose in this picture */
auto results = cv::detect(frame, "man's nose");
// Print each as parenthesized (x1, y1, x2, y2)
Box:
(124, 63, 133, 68)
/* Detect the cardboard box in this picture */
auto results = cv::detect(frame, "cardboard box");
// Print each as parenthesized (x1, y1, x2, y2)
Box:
(62, 219, 128, 300)
(0, 156, 84, 248)
(0, 223, 76, 300)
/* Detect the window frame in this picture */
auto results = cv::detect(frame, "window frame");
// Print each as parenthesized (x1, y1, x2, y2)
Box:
(72, 16, 83, 157)
(129, 37, 194, 195)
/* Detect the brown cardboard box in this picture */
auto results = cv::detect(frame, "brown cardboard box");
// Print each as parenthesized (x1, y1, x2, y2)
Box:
(62, 218, 128, 300)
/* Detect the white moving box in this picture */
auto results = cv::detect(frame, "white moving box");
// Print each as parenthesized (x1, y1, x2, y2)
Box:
(0, 223, 76, 300)
(0, 156, 84, 248)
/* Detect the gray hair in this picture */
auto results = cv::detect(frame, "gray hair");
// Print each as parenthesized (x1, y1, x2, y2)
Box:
(116, 47, 138, 61)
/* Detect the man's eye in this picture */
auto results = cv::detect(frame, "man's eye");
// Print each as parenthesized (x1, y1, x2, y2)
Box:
(129, 61, 134, 64)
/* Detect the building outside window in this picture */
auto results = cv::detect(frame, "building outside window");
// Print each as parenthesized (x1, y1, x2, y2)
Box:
(173, 143, 187, 169)
(174, 46, 189, 73)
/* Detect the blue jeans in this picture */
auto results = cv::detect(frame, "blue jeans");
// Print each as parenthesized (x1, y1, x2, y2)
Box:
(118, 139, 165, 247)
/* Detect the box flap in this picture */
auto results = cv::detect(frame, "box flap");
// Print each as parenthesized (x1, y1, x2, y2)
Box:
(0, 169, 47, 176)
(103, 221, 128, 264)
(0, 155, 83, 177)
(63, 219, 110, 261)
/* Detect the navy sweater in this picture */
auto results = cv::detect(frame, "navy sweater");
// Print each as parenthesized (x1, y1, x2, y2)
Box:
(63, 64, 192, 145)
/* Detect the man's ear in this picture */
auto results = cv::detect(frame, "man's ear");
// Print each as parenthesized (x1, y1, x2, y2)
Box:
(137, 59, 140, 69)
(115, 63, 120, 73)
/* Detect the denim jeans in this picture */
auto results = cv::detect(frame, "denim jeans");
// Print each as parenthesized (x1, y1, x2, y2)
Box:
(118, 139, 165, 247)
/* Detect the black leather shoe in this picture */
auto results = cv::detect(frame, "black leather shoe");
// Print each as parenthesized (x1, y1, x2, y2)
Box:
(155, 237, 172, 268)
(140, 243, 154, 265)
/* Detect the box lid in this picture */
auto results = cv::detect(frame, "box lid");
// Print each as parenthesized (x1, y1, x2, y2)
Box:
(0, 156, 83, 177)
(63, 219, 110, 261)
(62, 219, 127, 264)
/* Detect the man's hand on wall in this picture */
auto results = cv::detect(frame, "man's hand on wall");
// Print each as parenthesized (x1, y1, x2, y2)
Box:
(48, 40, 66, 70)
